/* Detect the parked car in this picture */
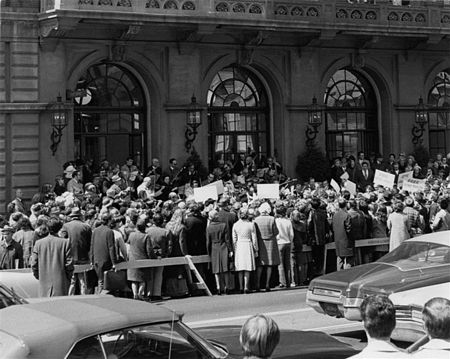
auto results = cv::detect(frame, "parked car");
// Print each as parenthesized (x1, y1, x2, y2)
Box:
(390, 281, 450, 342)
(306, 231, 450, 341)
(0, 269, 39, 298)
(0, 295, 229, 359)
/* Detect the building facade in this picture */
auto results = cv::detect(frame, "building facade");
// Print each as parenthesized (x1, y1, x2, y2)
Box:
(1, 0, 449, 209)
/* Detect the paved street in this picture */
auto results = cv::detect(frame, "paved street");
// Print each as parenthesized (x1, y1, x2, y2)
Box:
(157, 286, 367, 357)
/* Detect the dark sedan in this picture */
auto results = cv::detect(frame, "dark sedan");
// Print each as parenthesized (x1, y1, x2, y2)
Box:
(306, 231, 450, 341)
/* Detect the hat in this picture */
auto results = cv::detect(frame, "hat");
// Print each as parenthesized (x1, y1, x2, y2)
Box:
(143, 177, 151, 183)
(258, 202, 271, 214)
(111, 175, 121, 183)
(69, 207, 82, 218)
(64, 165, 75, 173)
(1, 225, 14, 234)
(405, 197, 414, 206)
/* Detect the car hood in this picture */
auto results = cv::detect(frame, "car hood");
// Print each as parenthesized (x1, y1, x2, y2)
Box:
(390, 282, 450, 307)
(309, 262, 449, 299)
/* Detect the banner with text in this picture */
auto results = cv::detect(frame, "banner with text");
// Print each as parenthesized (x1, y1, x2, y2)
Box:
(402, 178, 426, 193)
(398, 171, 413, 188)
(374, 170, 395, 189)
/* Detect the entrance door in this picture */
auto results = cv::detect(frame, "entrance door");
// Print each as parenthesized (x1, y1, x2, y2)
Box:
(73, 63, 146, 169)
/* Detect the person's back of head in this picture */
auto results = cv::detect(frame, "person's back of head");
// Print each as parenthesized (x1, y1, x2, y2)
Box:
(47, 217, 63, 236)
(360, 295, 396, 340)
(240, 314, 280, 359)
(422, 297, 450, 339)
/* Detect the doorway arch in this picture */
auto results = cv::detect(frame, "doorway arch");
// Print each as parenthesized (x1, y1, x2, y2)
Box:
(207, 64, 270, 168)
(73, 62, 147, 169)
(324, 68, 379, 159)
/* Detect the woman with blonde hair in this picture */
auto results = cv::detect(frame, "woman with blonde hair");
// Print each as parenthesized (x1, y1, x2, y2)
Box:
(240, 314, 280, 359)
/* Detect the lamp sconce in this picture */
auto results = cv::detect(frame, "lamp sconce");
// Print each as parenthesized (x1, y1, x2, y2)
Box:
(411, 97, 428, 145)
(49, 95, 67, 156)
(305, 96, 323, 147)
(185, 95, 202, 153)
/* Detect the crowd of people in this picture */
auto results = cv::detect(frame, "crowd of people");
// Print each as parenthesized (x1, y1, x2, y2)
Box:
(0, 149, 449, 299)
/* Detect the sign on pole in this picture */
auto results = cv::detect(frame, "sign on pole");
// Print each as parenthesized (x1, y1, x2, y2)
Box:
(257, 184, 280, 199)
(194, 186, 218, 202)
(373, 170, 395, 189)
(206, 180, 224, 195)
(397, 171, 413, 188)
(344, 180, 357, 195)
(402, 178, 426, 193)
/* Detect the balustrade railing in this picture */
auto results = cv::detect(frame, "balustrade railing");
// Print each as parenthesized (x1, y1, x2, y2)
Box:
(40, 0, 450, 28)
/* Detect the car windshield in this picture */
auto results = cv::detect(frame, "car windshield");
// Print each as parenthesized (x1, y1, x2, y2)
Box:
(0, 285, 28, 309)
(67, 321, 227, 359)
(378, 241, 450, 271)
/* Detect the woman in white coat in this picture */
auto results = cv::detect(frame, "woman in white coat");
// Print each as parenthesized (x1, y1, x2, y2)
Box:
(233, 208, 258, 294)
(387, 201, 410, 251)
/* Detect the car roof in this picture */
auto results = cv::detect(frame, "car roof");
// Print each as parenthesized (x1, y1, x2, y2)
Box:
(0, 296, 178, 357)
(406, 230, 450, 246)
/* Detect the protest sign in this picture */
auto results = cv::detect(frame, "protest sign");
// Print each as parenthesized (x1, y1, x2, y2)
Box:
(344, 180, 357, 195)
(194, 186, 218, 202)
(330, 179, 341, 193)
(340, 172, 349, 181)
(257, 184, 280, 199)
(206, 180, 224, 195)
(402, 178, 426, 193)
(373, 170, 395, 189)
(397, 171, 413, 188)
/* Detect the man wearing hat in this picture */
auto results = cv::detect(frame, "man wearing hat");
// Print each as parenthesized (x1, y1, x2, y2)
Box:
(61, 207, 92, 295)
(0, 225, 23, 269)
(403, 197, 423, 237)
(108, 175, 123, 198)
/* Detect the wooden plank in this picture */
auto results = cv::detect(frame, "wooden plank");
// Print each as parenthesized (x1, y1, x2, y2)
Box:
(114, 255, 210, 271)
(185, 255, 212, 297)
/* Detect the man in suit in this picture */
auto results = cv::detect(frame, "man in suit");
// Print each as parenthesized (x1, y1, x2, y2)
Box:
(30, 217, 74, 297)
(355, 161, 374, 192)
(7, 188, 27, 216)
(61, 207, 92, 295)
(390, 161, 403, 185)
(165, 158, 180, 185)
(347, 199, 367, 265)
(146, 213, 173, 300)
(332, 199, 354, 271)
(90, 212, 117, 293)
(233, 153, 246, 175)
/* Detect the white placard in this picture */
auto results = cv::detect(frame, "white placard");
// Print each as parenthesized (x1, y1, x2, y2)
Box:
(340, 171, 349, 181)
(194, 186, 218, 203)
(344, 180, 357, 195)
(397, 171, 413, 188)
(373, 170, 395, 189)
(257, 184, 280, 199)
(330, 179, 341, 193)
(206, 180, 224, 195)
(402, 178, 426, 193)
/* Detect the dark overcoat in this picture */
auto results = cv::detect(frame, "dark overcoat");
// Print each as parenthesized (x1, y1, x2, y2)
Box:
(90, 224, 117, 281)
(62, 219, 92, 264)
(332, 209, 354, 257)
(206, 221, 231, 273)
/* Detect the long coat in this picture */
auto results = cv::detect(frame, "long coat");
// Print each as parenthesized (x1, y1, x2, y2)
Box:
(332, 209, 353, 257)
(61, 219, 92, 264)
(184, 214, 207, 255)
(206, 221, 231, 273)
(90, 224, 118, 281)
(232, 219, 258, 271)
(387, 212, 410, 251)
(30, 234, 74, 297)
(127, 231, 153, 282)
(348, 208, 367, 241)
(253, 215, 280, 266)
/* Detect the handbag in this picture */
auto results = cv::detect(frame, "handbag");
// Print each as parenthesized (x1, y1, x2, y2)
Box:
(103, 269, 128, 292)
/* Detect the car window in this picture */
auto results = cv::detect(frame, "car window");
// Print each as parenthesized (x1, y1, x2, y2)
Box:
(0, 285, 27, 309)
(67, 336, 104, 359)
(379, 242, 450, 270)
(99, 322, 212, 359)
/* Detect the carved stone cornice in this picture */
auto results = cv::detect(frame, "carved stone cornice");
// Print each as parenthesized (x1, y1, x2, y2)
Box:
(39, 17, 79, 38)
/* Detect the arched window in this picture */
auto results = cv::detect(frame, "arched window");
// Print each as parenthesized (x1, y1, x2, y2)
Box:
(73, 63, 146, 169)
(324, 69, 378, 159)
(428, 69, 450, 157)
(207, 65, 269, 168)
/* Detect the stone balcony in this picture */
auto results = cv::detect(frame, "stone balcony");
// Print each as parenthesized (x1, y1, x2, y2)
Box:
(37, 0, 450, 38)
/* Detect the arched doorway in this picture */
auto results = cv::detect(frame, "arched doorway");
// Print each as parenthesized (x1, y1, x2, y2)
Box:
(73, 63, 147, 169)
(428, 69, 450, 157)
(207, 65, 269, 168)
(324, 68, 378, 159)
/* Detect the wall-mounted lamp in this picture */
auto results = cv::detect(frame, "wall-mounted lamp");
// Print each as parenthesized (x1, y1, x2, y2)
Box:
(185, 95, 202, 153)
(411, 97, 428, 145)
(305, 96, 323, 147)
(49, 95, 67, 156)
